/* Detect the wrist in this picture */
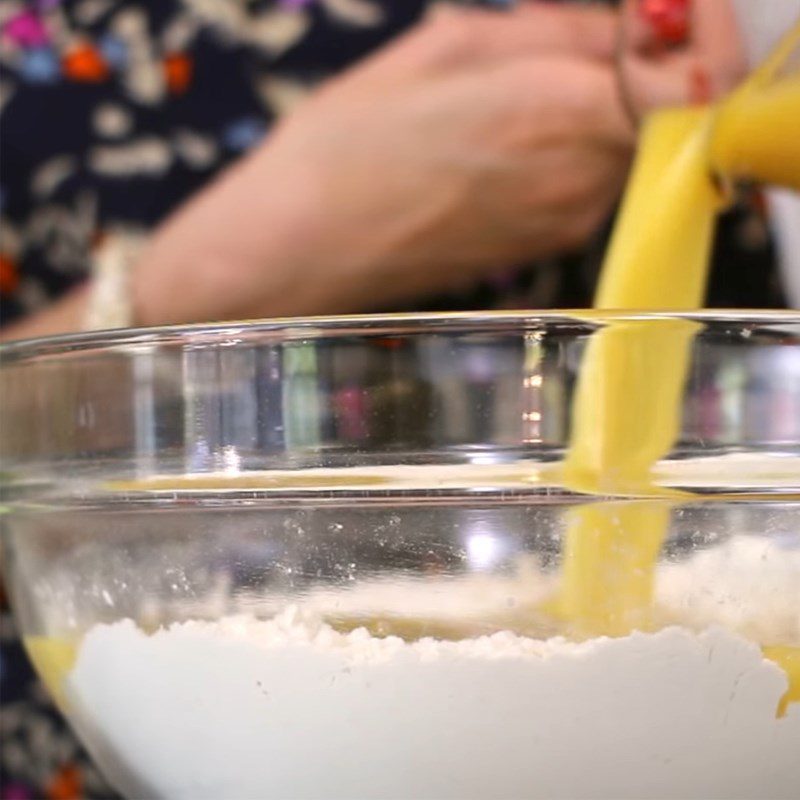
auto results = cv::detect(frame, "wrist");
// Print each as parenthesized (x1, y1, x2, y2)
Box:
(0, 285, 90, 341)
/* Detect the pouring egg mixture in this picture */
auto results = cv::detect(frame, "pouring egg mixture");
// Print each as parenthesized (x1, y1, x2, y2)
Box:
(554, 20, 800, 698)
(24, 24, 800, 800)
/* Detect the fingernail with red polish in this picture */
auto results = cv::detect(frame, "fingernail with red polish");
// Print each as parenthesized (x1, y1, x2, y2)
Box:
(688, 62, 712, 104)
(638, 0, 690, 46)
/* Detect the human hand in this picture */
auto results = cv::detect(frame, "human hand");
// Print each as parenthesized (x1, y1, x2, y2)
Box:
(134, 3, 633, 325)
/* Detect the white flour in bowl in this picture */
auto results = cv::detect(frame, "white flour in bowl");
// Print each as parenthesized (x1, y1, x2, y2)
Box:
(67, 608, 799, 800)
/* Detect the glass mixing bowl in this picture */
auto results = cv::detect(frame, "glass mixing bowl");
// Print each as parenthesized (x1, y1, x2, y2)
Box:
(1, 311, 799, 800)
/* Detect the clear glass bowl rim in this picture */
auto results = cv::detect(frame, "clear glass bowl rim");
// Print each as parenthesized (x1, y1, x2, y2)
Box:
(2, 309, 799, 364)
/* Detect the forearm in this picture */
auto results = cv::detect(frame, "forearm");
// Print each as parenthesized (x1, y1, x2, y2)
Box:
(130, 145, 381, 326)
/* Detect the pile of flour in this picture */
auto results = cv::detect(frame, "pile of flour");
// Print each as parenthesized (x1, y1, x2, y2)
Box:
(66, 536, 800, 800)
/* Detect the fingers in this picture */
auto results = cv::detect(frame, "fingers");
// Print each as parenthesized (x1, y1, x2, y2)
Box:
(621, 0, 690, 53)
(688, 0, 748, 91)
(618, 0, 748, 118)
(436, 54, 635, 151)
(424, 2, 619, 65)
(354, 1, 618, 87)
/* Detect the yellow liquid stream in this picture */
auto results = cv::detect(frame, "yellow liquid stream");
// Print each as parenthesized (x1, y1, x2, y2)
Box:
(555, 24, 800, 712)
(551, 110, 717, 638)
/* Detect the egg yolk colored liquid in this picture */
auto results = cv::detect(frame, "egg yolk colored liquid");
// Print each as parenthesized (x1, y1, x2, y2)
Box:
(24, 636, 77, 710)
(554, 25, 800, 713)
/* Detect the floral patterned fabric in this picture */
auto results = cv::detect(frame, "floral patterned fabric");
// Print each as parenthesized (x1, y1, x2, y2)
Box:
(0, 0, 787, 798)
(0, 0, 432, 325)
